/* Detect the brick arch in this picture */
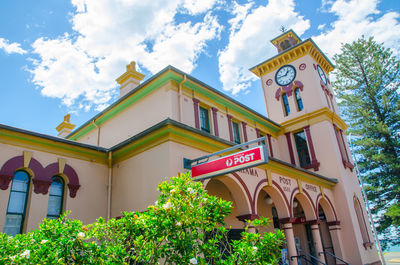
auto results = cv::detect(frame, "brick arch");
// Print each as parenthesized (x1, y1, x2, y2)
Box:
(0, 156, 45, 191)
(253, 179, 291, 219)
(205, 173, 252, 217)
(44, 163, 80, 198)
(316, 194, 338, 222)
(290, 188, 318, 220)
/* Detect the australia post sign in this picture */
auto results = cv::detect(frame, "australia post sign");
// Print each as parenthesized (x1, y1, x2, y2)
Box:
(191, 145, 267, 180)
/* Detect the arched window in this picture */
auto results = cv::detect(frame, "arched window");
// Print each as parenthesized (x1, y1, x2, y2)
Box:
(354, 196, 370, 244)
(46, 176, 65, 219)
(294, 88, 303, 111)
(282, 93, 290, 116)
(280, 40, 291, 51)
(3, 171, 30, 236)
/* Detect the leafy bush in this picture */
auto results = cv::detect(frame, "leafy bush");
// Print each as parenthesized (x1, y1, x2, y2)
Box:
(0, 172, 284, 264)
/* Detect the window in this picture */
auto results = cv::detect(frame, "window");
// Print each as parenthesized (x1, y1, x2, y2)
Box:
(280, 40, 291, 51)
(354, 196, 370, 244)
(199, 106, 210, 133)
(282, 93, 290, 116)
(333, 125, 354, 170)
(294, 88, 303, 111)
(46, 176, 65, 219)
(293, 131, 311, 167)
(3, 171, 30, 236)
(232, 121, 241, 144)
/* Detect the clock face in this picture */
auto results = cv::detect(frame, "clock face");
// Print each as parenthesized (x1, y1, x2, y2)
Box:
(275, 65, 296, 86)
(317, 65, 327, 85)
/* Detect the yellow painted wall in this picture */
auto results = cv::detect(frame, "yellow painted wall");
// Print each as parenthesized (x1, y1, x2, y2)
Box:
(77, 82, 175, 148)
(0, 143, 108, 233)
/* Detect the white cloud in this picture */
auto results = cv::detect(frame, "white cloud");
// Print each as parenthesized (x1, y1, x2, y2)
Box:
(0, 38, 27, 55)
(29, 0, 221, 111)
(218, 0, 310, 94)
(313, 0, 400, 58)
(30, 34, 114, 109)
(182, 0, 219, 15)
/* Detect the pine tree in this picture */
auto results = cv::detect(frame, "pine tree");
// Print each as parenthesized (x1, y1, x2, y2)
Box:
(333, 36, 400, 250)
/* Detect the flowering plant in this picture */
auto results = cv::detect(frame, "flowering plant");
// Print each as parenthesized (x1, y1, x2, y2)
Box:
(0, 172, 284, 264)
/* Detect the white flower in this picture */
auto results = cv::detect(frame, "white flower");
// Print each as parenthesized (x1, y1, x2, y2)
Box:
(163, 201, 172, 210)
(20, 250, 30, 259)
(170, 188, 176, 194)
(9, 255, 16, 261)
(189, 257, 198, 264)
(176, 221, 182, 226)
(41, 239, 48, 244)
(253, 246, 258, 251)
(187, 188, 195, 194)
(77, 232, 85, 239)
(155, 200, 158, 205)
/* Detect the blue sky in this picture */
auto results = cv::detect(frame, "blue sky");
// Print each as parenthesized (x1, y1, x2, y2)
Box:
(0, 0, 399, 136)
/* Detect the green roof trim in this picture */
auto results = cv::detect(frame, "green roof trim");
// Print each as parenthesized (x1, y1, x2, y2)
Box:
(112, 130, 170, 160)
(68, 66, 280, 141)
(0, 129, 106, 159)
(68, 71, 180, 141)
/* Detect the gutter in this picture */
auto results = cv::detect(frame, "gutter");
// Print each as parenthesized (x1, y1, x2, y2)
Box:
(107, 151, 112, 220)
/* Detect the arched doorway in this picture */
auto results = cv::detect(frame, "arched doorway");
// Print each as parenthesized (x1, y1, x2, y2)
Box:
(291, 192, 318, 259)
(204, 175, 251, 229)
(255, 183, 291, 234)
(204, 175, 252, 253)
(318, 196, 340, 265)
(318, 203, 335, 264)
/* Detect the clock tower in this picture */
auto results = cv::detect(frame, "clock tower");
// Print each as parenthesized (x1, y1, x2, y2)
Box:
(250, 29, 338, 123)
(250, 30, 382, 265)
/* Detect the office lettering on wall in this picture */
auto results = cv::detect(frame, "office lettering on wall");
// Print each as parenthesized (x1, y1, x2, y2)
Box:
(304, 183, 317, 193)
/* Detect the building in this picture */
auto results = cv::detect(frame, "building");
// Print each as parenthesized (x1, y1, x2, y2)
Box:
(0, 30, 382, 264)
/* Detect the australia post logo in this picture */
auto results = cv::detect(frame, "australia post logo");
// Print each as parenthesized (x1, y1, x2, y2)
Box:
(191, 146, 265, 180)
(225, 153, 256, 167)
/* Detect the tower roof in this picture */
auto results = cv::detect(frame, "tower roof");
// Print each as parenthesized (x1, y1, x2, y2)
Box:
(250, 38, 335, 77)
(270, 29, 302, 47)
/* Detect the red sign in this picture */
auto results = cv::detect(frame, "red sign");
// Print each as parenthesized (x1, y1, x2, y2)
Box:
(191, 146, 266, 180)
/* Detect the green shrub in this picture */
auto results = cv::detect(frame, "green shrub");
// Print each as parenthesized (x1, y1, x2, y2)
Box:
(0, 172, 284, 264)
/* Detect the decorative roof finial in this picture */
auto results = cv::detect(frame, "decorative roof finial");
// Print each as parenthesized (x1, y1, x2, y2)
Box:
(280, 26, 287, 33)
(56, 114, 75, 138)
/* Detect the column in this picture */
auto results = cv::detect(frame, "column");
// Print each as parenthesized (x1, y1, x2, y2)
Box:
(237, 214, 258, 233)
(281, 219, 298, 265)
(285, 132, 296, 165)
(192, 98, 200, 129)
(211, 107, 219, 137)
(327, 221, 345, 263)
(241, 122, 248, 145)
(267, 134, 274, 157)
(310, 222, 326, 264)
(227, 114, 233, 142)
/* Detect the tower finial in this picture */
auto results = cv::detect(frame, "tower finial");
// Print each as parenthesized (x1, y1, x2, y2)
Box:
(116, 61, 145, 98)
(56, 114, 75, 138)
(280, 25, 287, 33)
